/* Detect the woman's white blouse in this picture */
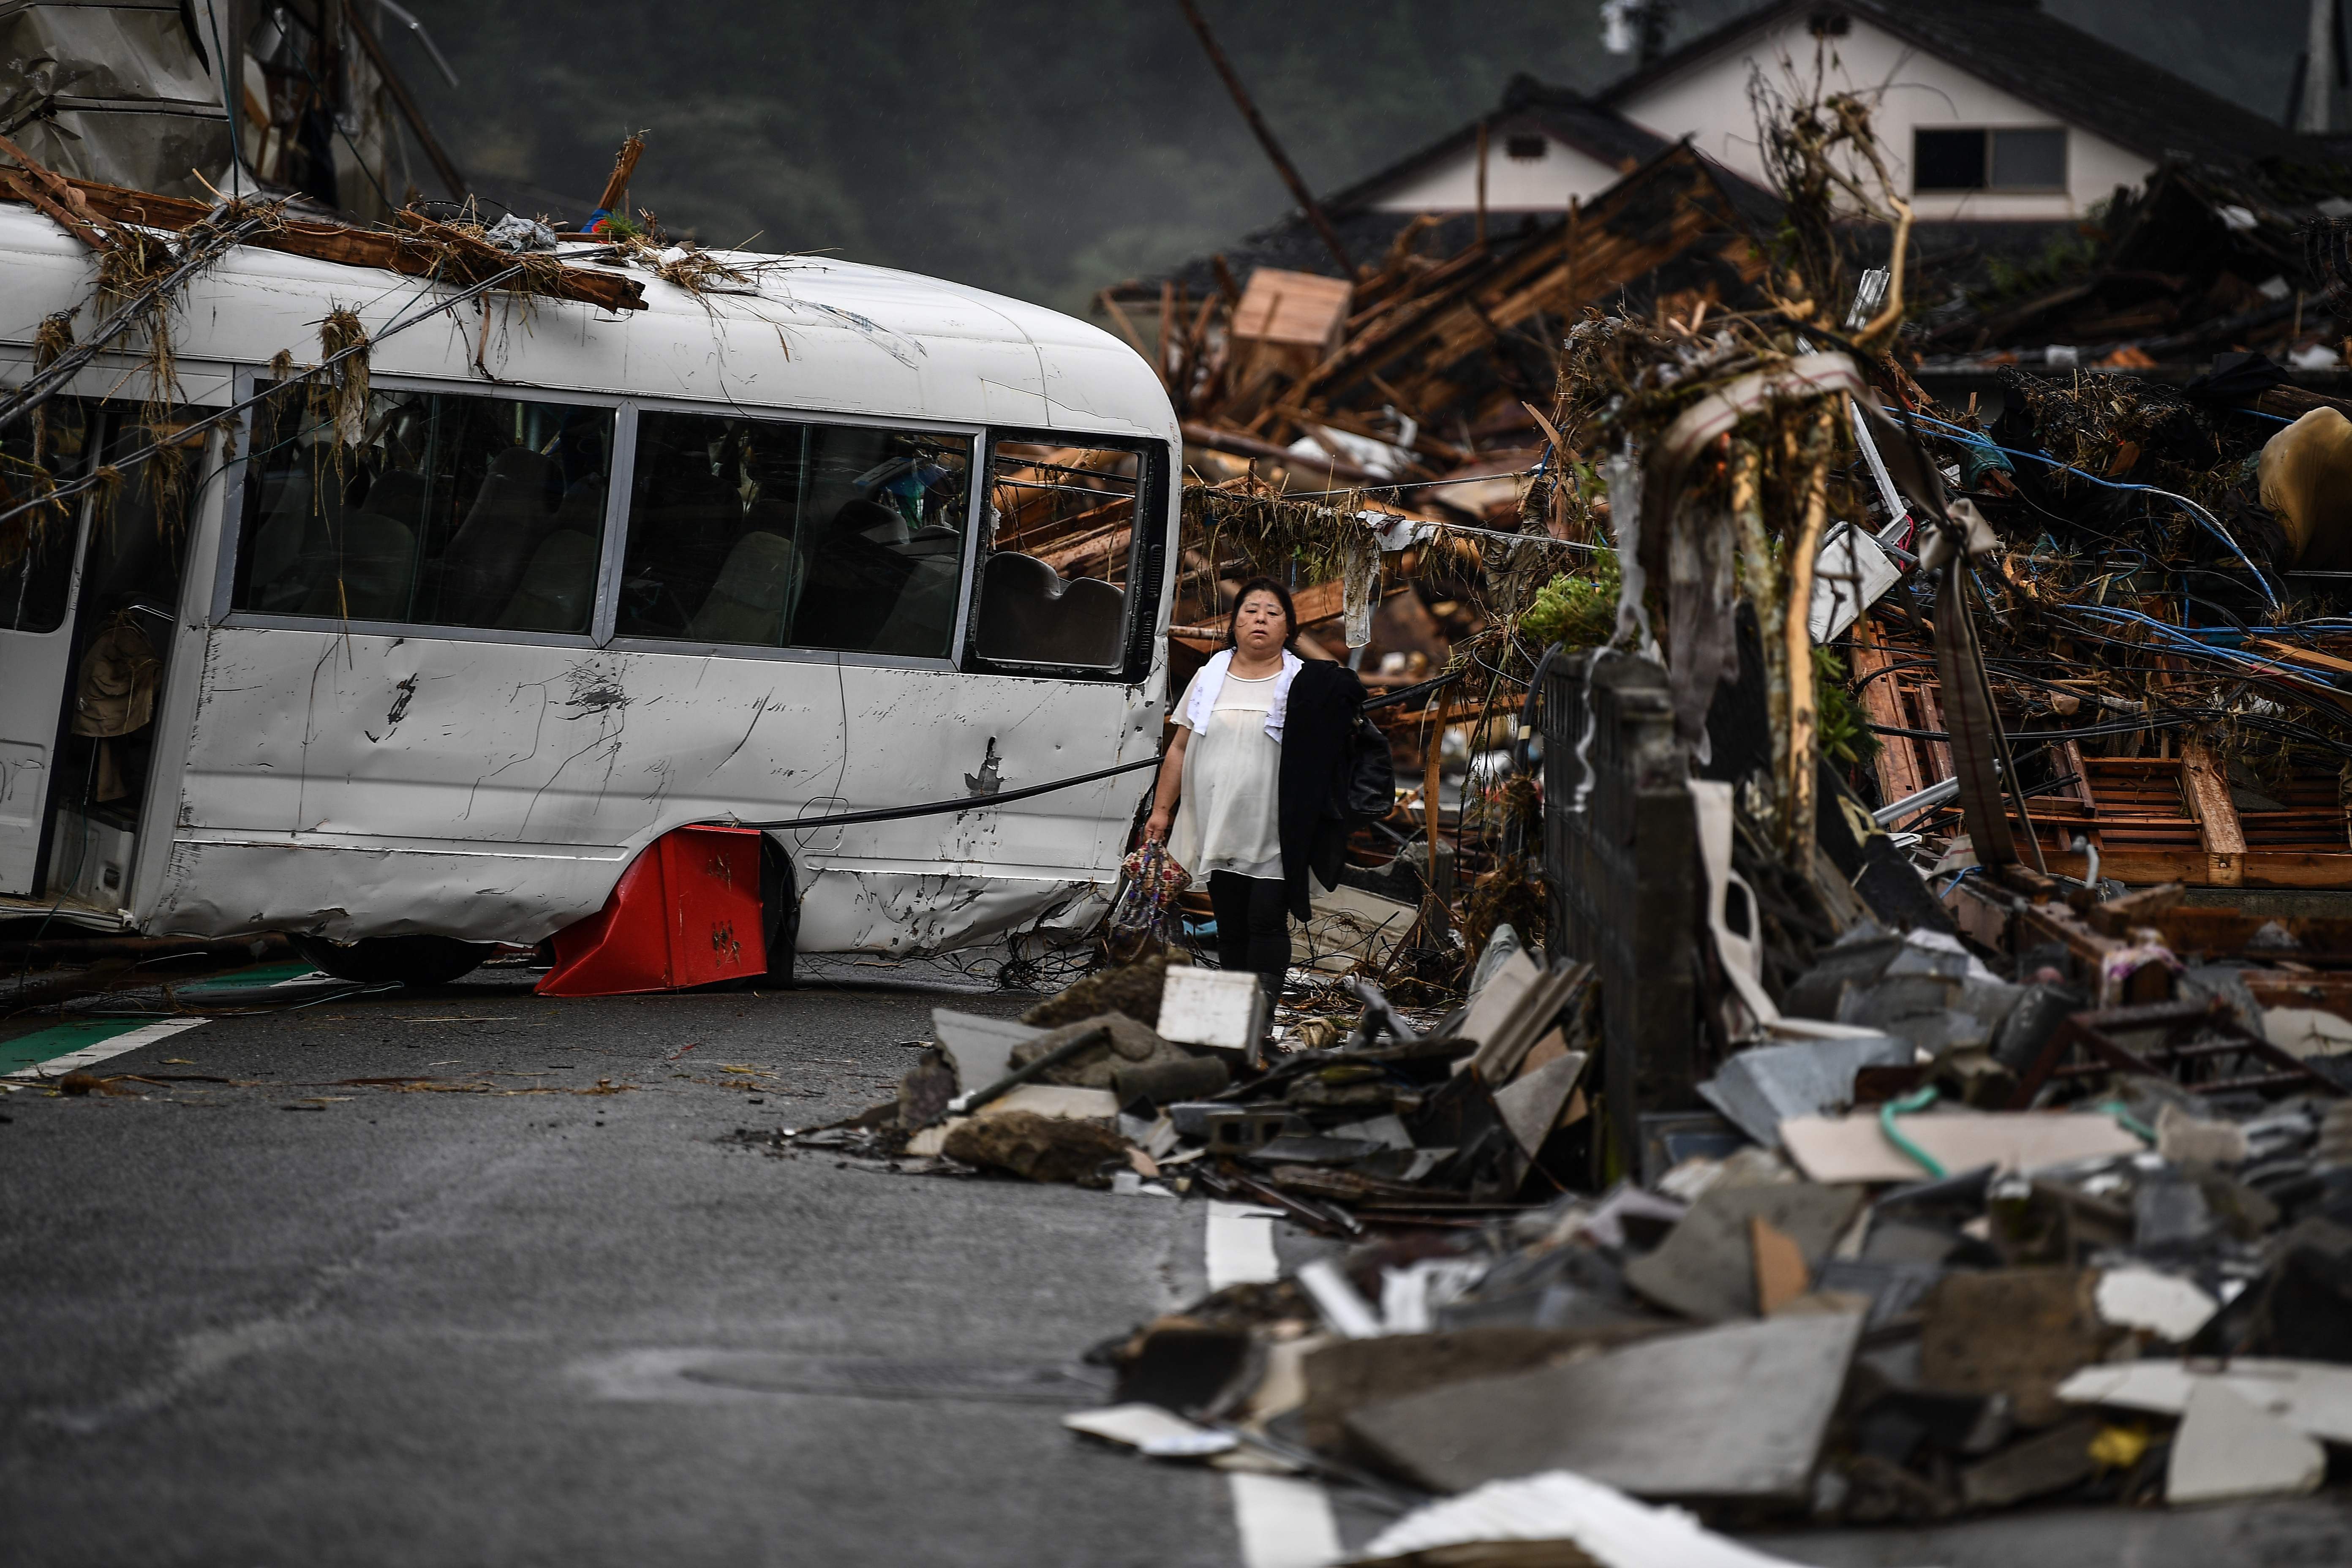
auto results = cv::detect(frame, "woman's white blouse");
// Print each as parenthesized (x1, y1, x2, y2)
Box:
(1168, 665, 1284, 882)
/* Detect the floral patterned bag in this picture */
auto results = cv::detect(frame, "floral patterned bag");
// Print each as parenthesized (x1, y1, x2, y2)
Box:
(1109, 839, 1191, 939)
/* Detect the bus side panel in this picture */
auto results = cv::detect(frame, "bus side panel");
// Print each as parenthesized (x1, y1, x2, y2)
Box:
(172, 631, 847, 842)
(152, 630, 1156, 951)
(794, 870, 1111, 956)
(155, 628, 850, 940)
(830, 664, 1158, 877)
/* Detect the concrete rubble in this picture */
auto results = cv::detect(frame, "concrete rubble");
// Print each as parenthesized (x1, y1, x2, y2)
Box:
(751, 888, 2352, 1544)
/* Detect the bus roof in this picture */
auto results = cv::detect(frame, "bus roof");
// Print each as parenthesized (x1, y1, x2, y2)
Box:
(0, 204, 1176, 442)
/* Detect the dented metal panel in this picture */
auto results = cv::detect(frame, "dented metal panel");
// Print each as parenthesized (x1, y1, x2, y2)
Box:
(155, 629, 1157, 950)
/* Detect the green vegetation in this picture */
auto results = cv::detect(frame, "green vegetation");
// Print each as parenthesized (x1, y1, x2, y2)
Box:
(1519, 551, 1621, 650)
(1814, 648, 1878, 769)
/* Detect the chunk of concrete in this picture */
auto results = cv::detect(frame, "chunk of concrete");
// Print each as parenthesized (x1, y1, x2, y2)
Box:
(939, 1109, 1128, 1184)
(904, 1083, 1120, 1156)
(1921, 1269, 2116, 1426)
(931, 1007, 1043, 1090)
(1008, 1011, 1194, 1089)
(2095, 1266, 2219, 1343)
(2166, 1380, 2326, 1505)
(1345, 1312, 1864, 1500)
(1157, 966, 1266, 1056)
(1624, 1183, 1864, 1322)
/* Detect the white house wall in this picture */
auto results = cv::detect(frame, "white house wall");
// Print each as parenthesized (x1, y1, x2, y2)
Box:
(1615, 15, 2153, 220)
(1368, 135, 1627, 212)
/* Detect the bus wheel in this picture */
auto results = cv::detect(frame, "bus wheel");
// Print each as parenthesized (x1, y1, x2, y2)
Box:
(289, 934, 494, 987)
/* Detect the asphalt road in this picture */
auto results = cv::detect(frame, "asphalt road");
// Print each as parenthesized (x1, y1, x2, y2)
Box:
(0, 965, 1242, 1567)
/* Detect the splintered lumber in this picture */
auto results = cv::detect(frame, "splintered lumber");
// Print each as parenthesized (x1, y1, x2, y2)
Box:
(1233, 268, 1353, 351)
(0, 174, 645, 313)
(1301, 146, 1769, 417)
(597, 133, 646, 215)
(0, 134, 111, 248)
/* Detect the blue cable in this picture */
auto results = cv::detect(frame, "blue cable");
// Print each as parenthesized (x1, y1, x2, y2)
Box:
(1884, 407, 2282, 614)
(2066, 603, 2352, 693)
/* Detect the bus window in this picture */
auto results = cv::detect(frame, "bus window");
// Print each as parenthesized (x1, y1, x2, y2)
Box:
(614, 411, 971, 659)
(0, 400, 91, 632)
(233, 385, 613, 633)
(971, 441, 1140, 672)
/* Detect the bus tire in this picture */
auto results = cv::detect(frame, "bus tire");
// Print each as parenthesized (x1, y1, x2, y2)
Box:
(290, 933, 494, 987)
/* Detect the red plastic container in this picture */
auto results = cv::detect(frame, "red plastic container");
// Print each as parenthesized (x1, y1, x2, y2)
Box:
(537, 825, 768, 996)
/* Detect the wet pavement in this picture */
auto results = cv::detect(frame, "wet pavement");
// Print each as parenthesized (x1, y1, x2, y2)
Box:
(0, 965, 1234, 1567)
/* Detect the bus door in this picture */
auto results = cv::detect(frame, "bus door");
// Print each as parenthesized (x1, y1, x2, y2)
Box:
(0, 400, 92, 896)
(0, 403, 201, 909)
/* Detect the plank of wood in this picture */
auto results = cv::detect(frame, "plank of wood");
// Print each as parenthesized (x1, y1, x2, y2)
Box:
(1039, 525, 1130, 575)
(2249, 637, 2352, 677)
(0, 172, 645, 312)
(1851, 646, 1929, 804)
(2180, 739, 2246, 887)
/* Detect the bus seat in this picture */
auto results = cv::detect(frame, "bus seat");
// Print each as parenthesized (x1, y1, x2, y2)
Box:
(298, 512, 417, 621)
(871, 554, 959, 657)
(973, 551, 1124, 667)
(357, 468, 428, 524)
(686, 531, 798, 646)
(433, 446, 560, 624)
(495, 528, 602, 633)
(552, 476, 607, 534)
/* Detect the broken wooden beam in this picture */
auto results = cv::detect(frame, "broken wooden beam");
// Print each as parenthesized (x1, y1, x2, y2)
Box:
(0, 173, 646, 313)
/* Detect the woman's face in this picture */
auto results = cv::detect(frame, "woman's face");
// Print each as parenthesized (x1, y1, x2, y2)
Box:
(1233, 590, 1289, 658)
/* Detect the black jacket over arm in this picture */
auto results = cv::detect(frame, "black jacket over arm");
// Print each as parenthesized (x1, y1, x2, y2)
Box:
(1276, 659, 1368, 922)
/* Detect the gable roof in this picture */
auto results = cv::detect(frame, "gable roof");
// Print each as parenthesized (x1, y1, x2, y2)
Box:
(1316, 74, 1677, 215)
(1600, 0, 2309, 169)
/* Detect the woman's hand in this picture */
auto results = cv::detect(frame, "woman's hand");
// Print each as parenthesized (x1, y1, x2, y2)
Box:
(1146, 727, 1188, 846)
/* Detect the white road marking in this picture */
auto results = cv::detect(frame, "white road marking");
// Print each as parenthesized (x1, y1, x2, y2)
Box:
(3, 1018, 209, 1080)
(1204, 1200, 1342, 1567)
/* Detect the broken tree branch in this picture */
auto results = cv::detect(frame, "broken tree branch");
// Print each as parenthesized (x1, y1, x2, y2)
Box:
(1175, 0, 1360, 281)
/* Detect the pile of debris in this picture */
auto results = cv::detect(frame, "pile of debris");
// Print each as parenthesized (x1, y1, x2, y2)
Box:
(1914, 155, 2352, 384)
(777, 888, 2350, 1555)
(764, 939, 1597, 1214)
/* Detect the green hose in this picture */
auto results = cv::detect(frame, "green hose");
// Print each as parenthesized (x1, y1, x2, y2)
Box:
(1878, 1086, 1946, 1179)
(2091, 1099, 2157, 1142)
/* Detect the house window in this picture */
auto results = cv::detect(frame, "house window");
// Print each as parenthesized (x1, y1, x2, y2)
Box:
(1505, 134, 1547, 161)
(1914, 127, 2067, 193)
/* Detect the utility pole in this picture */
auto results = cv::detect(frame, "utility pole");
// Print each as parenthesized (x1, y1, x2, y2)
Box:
(2302, 0, 2340, 134)
(1175, 0, 1361, 280)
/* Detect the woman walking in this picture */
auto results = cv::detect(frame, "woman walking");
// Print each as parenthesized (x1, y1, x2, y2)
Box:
(1144, 576, 1370, 1000)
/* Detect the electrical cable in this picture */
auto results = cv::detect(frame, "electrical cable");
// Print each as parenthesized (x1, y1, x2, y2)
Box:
(1886, 406, 2281, 612)
(0, 261, 528, 534)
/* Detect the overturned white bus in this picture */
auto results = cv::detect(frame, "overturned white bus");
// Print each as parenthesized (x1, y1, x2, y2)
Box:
(0, 201, 1176, 985)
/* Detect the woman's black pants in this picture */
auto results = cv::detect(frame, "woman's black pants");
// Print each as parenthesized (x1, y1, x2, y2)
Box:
(1208, 870, 1290, 999)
